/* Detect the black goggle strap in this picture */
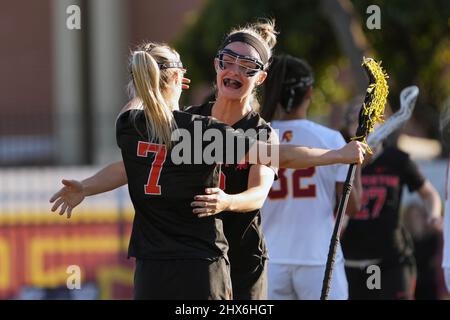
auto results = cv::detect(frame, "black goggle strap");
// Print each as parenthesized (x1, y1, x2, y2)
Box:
(220, 32, 269, 65)
(130, 61, 184, 78)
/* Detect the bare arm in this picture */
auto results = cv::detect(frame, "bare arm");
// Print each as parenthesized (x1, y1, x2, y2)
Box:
(228, 165, 275, 212)
(246, 140, 367, 169)
(49, 161, 127, 218)
(417, 180, 442, 224)
(82, 161, 127, 196)
(192, 165, 275, 217)
(336, 165, 363, 217)
(226, 130, 278, 212)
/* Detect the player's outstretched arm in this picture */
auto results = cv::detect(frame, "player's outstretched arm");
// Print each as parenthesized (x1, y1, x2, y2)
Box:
(248, 140, 368, 169)
(49, 161, 127, 218)
(418, 180, 443, 227)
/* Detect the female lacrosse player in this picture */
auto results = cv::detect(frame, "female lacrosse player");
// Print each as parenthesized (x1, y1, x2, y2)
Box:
(186, 19, 279, 300)
(340, 107, 441, 300)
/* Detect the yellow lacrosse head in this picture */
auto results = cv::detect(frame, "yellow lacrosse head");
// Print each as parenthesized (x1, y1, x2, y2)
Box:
(353, 57, 389, 153)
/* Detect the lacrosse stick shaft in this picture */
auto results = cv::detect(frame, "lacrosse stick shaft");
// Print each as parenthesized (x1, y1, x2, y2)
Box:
(320, 163, 357, 300)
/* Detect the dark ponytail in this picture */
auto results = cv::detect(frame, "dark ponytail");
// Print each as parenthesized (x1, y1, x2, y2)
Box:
(261, 55, 314, 121)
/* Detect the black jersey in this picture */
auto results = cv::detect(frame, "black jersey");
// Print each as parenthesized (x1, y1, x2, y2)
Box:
(342, 146, 425, 264)
(185, 102, 277, 268)
(116, 109, 252, 260)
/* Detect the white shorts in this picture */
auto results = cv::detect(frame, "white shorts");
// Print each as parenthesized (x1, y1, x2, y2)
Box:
(268, 261, 348, 300)
(445, 267, 450, 294)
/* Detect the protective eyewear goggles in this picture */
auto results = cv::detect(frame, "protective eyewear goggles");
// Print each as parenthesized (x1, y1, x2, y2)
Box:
(216, 49, 265, 77)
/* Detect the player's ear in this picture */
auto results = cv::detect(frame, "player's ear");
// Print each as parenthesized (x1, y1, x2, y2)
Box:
(256, 71, 267, 86)
(305, 87, 313, 100)
(214, 58, 220, 72)
(172, 70, 181, 85)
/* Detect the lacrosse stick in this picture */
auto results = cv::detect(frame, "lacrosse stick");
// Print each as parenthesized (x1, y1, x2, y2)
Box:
(367, 86, 418, 149)
(320, 57, 389, 300)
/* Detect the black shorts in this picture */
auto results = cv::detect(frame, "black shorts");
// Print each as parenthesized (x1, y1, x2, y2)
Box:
(345, 258, 416, 300)
(133, 257, 232, 300)
(231, 257, 267, 300)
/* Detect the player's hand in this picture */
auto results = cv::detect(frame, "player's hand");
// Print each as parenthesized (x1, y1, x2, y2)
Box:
(427, 216, 443, 232)
(191, 188, 232, 218)
(339, 141, 368, 165)
(182, 74, 190, 90)
(49, 179, 85, 219)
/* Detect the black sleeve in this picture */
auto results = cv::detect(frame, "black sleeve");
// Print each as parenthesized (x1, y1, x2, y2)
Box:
(203, 117, 257, 165)
(402, 155, 426, 192)
(183, 105, 202, 114)
(115, 111, 130, 149)
(115, 110, 146, 150)
(252, 124, 279, 180)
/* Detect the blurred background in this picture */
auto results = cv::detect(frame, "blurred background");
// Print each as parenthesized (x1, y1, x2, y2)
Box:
(0, 0, 449, 299)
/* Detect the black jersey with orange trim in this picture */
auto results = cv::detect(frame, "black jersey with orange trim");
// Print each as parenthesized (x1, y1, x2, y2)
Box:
(185, 102, 277, 267)
(342, 146, 425, 264)
(116, 109, 252, 260)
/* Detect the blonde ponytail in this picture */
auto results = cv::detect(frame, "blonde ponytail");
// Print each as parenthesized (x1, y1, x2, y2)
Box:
(131, 50, 176, 148)
(253, 18, 278, 50)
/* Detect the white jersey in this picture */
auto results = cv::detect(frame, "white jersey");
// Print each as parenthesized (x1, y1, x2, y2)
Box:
(443, 157, 450, 268)
(262, 119, 348, 265)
